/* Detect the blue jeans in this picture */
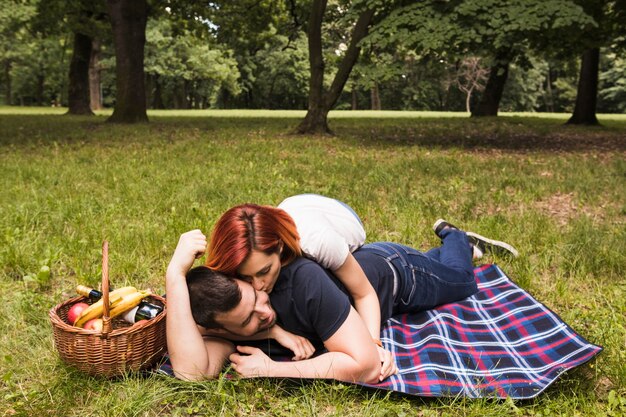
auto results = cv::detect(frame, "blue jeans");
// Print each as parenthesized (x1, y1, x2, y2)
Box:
(361, 229, 478, 313)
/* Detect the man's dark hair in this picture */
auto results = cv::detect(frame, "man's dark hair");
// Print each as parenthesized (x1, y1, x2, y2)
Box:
(186, 266, 241, 329)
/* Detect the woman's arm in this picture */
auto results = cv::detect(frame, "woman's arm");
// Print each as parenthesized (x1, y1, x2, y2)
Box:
(333, 253, 381, 342)
(334, 253, 397, 379)
(166, 230, 235, 380)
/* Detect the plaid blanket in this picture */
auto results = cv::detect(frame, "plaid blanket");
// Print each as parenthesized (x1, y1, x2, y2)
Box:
(366, 264, 602, 399)
(157, 264, 601, 399)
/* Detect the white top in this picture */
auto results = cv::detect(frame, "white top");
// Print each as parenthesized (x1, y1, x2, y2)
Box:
(278, 194, 366, 271)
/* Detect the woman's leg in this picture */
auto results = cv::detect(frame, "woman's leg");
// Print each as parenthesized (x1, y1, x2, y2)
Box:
(389, 231, 477, 314)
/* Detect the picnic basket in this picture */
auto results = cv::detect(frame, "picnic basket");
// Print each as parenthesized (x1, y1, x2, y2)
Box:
(49, 242, 167, 377)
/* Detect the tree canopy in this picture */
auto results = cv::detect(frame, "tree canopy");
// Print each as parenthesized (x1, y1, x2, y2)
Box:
(0, 0, 624, 126)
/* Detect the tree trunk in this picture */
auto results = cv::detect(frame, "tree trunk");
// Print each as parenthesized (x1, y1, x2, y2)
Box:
(152, 75, 164, 109)
(183, 79, 192, 109)
(370, 83, 381, 110)
(296, 1, 375, 134)
(465, 86, 474, 113)
(544, 64, 554, 113)
(351, 88, 357, 110)
(36, 72, 45, 106)
(89, 39, 102, 111)
(106, 0, 148, 123)
(4, 61, 11, 105)
(567, 48, 600, 125)
(297, 102, 331, 134)
(472, 53, 510, 117)
(67, 31, 94, 115)
(297, 0, 327, 133)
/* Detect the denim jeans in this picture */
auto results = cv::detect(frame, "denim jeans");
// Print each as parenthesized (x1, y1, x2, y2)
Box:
(360, 229, 478, 314)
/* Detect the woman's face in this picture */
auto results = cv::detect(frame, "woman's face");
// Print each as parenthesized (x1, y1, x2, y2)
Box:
(238, 248, 282, 293)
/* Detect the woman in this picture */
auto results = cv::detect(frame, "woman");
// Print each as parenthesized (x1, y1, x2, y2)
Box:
(205, 194, 390, 363)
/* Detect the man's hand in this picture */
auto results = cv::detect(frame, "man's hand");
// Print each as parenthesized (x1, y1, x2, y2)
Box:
(377, 346, 398, 381)
(270, 325, 316, 361)
(167, 229, 207, 278)
(229, 346, 273, 378)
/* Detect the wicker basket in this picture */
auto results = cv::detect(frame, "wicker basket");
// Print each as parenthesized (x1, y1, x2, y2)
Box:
(49, 242, 167, 377)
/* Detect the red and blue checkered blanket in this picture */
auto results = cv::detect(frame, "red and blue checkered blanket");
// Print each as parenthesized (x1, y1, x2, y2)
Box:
(366, 264, 602, 399)
(157, 264, 601, 399)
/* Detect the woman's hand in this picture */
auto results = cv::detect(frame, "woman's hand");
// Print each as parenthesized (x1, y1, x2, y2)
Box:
(270, 325, 316, 360)
(377, 346, 398, 381)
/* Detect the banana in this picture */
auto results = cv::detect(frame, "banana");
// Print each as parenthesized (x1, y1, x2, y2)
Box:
(108, 290, 152, 319)
(74, 292, 124, 327)
(109, 286, 138, 298)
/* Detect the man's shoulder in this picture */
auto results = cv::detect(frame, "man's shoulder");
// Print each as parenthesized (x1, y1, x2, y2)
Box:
(281, 257, 328, 277)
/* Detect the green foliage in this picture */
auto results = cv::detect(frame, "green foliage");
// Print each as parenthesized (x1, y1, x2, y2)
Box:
(599, 54, 626, 113)
(368, 0, 594, 56)
(250, 34, 310, 109)
(500, 59, 549, 112)
(144, 16, 241, 108)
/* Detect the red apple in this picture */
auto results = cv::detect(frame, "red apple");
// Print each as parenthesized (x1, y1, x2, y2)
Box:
(67, 302, 89, 325)
(84, 318, 103, 332)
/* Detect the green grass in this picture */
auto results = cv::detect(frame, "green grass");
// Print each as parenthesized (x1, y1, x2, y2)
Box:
(1, 108, 625, 416)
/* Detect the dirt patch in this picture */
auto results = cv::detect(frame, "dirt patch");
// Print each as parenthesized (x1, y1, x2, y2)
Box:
(475, 190, 623, 226)
(533, 192, 580, 226)
(534, 192, 624, 225)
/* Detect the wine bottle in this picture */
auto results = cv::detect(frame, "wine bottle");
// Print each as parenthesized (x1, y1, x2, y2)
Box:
(76, 285, 103, 301)
(121, 301, 163, 323)
(75, 285, 163, 323)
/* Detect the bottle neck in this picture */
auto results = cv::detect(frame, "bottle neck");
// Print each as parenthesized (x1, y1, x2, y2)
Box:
(76, 285, 102, 300)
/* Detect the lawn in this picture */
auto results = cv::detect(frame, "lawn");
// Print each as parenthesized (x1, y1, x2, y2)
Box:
(0, 108, 624, 416)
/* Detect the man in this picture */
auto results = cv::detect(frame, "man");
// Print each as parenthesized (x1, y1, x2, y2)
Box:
(166, 221, 516, 383)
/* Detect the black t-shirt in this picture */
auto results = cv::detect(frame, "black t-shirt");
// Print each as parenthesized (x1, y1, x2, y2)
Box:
(270, 252, 394, 349)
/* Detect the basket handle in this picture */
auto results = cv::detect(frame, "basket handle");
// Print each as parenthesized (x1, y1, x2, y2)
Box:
(101, 241, 112, 337)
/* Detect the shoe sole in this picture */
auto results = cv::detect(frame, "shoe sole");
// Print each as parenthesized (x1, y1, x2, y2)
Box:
(433, 219, 457, 237)
(467, 232, 519, 258)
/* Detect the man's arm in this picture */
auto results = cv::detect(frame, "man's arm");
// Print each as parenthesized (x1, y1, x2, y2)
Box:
(229, 307, 381, 383)
(202, 325, 315, 360)
(166, 230, 235, 380)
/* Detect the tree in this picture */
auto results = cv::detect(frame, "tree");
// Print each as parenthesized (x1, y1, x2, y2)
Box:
(0, 1, 38, 105)
(30, 0, 107, 113)
(143, 16, 241, 109)
(471, 49, 512, 117)
(598, 54, 626, 113)
(106, 0, 148, 123)
(65, 1, 108, 115)
(67, 31, 94, 115)
(567, 0, 625, 125)
(455, 57, 489, 113)
(89, 39, 103, 110)
(567, 47, 600, 125)
(192, 0, 293, 109)
(297, 0, 376, 134)
(367, 0, 593, 117)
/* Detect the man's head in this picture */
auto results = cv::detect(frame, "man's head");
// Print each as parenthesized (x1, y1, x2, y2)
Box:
(186, 266, 277, 337)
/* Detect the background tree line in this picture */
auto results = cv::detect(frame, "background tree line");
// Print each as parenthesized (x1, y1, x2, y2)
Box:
(0, 0, 624, 131)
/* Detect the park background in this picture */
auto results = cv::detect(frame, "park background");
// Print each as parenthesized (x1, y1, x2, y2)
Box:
(1, 1, 625, 416)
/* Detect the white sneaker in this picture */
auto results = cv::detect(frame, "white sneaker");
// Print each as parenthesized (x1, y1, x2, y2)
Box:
(433, 219, 519, 258)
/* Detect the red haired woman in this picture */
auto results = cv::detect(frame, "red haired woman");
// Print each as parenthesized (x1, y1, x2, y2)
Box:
(206, 194, 389, 364)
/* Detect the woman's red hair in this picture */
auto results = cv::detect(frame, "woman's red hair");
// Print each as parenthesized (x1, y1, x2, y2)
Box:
(206, 204, 301, 275)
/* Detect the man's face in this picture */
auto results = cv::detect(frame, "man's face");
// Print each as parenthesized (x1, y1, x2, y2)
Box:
(215, 279, 277, 337)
